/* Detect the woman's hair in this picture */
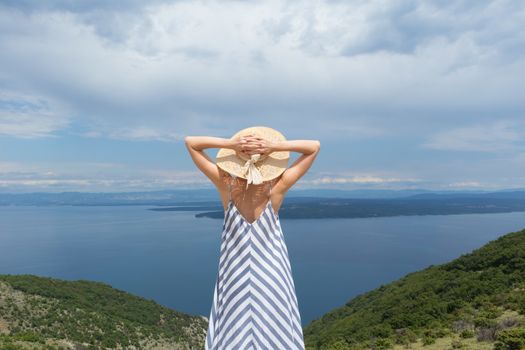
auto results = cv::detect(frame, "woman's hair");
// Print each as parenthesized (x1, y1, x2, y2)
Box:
(220, 167, 277, 203)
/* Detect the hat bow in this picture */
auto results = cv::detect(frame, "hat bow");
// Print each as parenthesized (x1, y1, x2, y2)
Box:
(240, 154, 264, 188)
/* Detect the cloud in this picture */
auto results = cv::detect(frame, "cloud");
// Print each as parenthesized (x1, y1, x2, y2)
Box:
(0, 160, 523, 192)
(0, 90, 70, 138)
(262, 0, 525, 60)
(0, 161, 124, 176)
(447, 181, 483, 188)
(107, 127, 185, 142)
(0, 0, 523, 142)
(78, 127, 186, 142)
(0, 160, 209, 192)
(421, 120, 525, 152)
(310, 175, 421, 184)
(0, 177, 208, 191)
(0, 162, 423, 192)
(0, 1, 524, 191)
(298, 170, 424, 189)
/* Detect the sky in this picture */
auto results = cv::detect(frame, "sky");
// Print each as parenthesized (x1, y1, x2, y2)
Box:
(0, 0, 524, 193)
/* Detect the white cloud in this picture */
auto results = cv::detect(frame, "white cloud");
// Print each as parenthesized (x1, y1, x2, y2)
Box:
(107, 127, 184, 142)
(0, 160, 209, 192)
(310, 175, 421, 184)
(0, 161, 38, 173)
(0, 177, 208, 190)
(0, 1, 524, 191)
(0, 90, 70, 138)
(421, 120, 525, 152)
(298, 170, 424, 188)
(447, 181, 483, 188)
(0, 161, 125, 176)
(0, 0, 523, 141)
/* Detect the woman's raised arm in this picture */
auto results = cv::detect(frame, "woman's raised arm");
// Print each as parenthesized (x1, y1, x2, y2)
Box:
(273, 140, 321, 193)
(184, 136, 233, 186)
(185, 135, 320, 193)
(234, 136, 321, 193)
(184, 135, 258, 186)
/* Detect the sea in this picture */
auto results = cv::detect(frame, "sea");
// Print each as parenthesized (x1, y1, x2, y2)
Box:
(1, 205, 524, 326)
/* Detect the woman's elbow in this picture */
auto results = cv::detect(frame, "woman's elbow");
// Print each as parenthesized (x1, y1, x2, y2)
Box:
(313, 140, 321, 152)
(184, 136, 194, 146)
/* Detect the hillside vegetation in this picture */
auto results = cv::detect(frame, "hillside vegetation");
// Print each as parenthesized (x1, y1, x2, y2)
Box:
(2, 229, 525, 349)
(0, 274, 207, 349)
(303, 228, 525, 350)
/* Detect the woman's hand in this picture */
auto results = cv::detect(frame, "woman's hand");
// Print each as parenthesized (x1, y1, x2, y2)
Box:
(230, 134, 275, 157)
(237, 134, 277, 157)
(230, 134, 254, 157)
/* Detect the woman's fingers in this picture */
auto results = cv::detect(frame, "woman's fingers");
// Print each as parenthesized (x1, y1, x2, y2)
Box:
(245, 146, 267, 154)
(244, 139, 264, 146)
(242, 135, 263, 142)
(244, 141, 261, 148)
(239, 135, 268, 155)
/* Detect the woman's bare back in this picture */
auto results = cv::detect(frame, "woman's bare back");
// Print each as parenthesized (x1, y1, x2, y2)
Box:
(219, 168, 283, 224)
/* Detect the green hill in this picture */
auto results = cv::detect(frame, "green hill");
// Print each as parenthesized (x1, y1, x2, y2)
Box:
(0, 274, 207, 349)
(303, 228, 525, 350)
(2, 229, 525, 350)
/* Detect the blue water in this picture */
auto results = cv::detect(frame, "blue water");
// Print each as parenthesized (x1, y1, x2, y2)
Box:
(0, 205, 524, 326)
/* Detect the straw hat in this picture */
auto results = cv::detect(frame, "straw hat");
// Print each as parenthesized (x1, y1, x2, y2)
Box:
(216, 126, 290, 187)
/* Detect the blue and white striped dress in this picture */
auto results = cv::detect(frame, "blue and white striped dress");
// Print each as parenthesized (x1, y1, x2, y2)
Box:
(205, 177, 305, 350)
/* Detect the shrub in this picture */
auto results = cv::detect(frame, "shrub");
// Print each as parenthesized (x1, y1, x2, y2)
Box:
(475, 317, 497, 328)
(323, 339, 351, 350)
(451, 339, 464, 349)
(422, 335, 436, 345)
(494, 327, 525, 350)
(394, 328, 417, 345)
(371, 338, 392, 350)
(460, 329, 474, 338)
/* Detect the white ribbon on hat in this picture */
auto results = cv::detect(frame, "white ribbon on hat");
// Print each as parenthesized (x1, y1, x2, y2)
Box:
(240, 153, 264, 188)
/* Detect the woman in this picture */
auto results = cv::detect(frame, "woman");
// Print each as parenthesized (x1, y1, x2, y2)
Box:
(185, 126, 320, 350)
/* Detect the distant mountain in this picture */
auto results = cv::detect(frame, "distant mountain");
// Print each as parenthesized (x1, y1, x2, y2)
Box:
(0, 189, 215, 206)
(192, 195, 525, 220)
(2, 188, 525, 206)
(406, 190, 525, 200)
(3, 189, 525, 219)
(0, 274, 207, 349)
(303, 229, 525, 350)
